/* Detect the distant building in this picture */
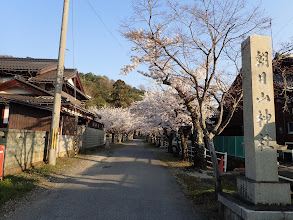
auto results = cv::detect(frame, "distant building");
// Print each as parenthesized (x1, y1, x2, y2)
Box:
(220, 55, 293, 144)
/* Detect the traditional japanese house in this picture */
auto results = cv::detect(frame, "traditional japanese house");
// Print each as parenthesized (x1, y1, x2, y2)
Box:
(0, 57, 104, 174)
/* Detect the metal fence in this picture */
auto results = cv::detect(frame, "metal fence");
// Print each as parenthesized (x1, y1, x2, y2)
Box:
(213, 136, 245, 158)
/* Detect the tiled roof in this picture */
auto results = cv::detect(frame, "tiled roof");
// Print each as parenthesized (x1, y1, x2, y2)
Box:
(14, 76, 53, 95)
(29, 69, 77, 82)
(0, 95, 94, 117)
(0, 57, 57, 73)
(0, 94, 68, 105)
(29, 69, 91, 100)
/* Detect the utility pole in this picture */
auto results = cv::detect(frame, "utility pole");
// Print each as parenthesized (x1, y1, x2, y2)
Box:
(48, 0, 70, 165)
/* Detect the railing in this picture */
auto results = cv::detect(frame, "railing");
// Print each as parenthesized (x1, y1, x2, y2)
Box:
(187, 144, 227, 172)
(278, 142, 293, 162)
(187, 145, 195, 158)
(204, 148, 227, 172)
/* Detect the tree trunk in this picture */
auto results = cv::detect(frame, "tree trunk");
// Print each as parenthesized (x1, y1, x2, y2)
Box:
(112, 133, 115, 143)
(181, 133, 188, 161)
(192, 121, 206, 169)
(154, 134, 158, 146)
(163, 128, 173, 153)
(206, 136, 222, 194)
(177, 127, 191, 161)
(167, 134, 173, 153)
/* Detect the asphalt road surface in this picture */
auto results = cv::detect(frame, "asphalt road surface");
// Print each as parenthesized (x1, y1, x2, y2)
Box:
(7, 140, 207, 220)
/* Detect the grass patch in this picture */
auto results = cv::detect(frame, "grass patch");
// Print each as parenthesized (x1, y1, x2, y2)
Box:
(148, 143, 237, 219)
(0, 156, 79, 208)
(0, 175, 36, 206)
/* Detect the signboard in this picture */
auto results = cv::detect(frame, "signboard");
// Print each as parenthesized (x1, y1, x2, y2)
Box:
(0, 145, 5, 180)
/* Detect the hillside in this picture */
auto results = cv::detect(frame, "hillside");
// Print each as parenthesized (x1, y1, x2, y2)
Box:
(79, 72, 144, 108)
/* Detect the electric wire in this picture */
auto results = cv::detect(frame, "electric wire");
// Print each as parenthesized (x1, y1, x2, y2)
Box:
(83, 0, 125, 50)
(72, 0, 79, 156)
(71, 0, 76, 103)
(270, 19, 274, 55)
(273, 15, 293, 39)
(72, 0, 75, 69)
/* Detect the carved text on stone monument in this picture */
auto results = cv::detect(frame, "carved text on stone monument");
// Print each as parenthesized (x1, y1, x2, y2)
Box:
(256, 51, 269, 68)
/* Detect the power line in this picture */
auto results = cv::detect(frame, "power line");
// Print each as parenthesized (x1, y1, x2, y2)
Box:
(270, 19, 274, 55)
(83, 0, 125, 50)
(273, 15, 293, 39)
(72, 0, 75, 68)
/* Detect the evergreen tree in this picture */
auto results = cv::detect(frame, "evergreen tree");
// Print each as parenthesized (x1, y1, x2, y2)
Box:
(111, 80, 131, 108)
(79, 73, 144, 108)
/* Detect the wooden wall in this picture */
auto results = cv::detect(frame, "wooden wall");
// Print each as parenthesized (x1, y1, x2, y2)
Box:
(8, 103, 51, 131)
(61, 114, 76, 136)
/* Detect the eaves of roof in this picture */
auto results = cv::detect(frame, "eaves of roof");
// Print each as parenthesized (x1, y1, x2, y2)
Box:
(0, 94, 70, 105)
(0, 77, 53, 96)
(0, 95, 54, 111)
(63, 102, 96, 116)
(0, 92, 95, 117)
(65, 81, 91, 100)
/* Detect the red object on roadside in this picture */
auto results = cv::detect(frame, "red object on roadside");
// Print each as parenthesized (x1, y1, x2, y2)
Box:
(0, 145, 5, 180)
(219, 156, 224, 173)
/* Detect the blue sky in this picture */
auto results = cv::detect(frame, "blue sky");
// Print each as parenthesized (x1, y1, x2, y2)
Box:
(0, 0, 292, 88)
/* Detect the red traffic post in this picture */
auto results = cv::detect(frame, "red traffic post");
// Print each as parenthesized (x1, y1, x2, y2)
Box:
(0, 145, 5, 180)
(219, 156, 224, 173)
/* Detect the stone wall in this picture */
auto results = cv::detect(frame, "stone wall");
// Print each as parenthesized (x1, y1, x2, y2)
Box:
(0, 128, 48, 175)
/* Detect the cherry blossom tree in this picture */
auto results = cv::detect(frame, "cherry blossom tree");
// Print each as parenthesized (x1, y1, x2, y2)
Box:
(90, 106, 138, 143)
(121, 0, 269, 192)
(130, 87, 192, 159)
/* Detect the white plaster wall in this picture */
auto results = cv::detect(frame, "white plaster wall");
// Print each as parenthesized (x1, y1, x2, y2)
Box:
(58, 135, 74, 157)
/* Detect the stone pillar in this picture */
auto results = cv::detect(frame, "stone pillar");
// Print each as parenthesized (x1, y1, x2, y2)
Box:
(238, 35, 291, 205)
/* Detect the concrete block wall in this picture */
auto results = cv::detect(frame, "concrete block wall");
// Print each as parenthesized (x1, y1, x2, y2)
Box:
(0, 129, 47, 175)
(77, 126, 86, 150)
(0, 126, 105, 175)
(78, 126, 105, 149)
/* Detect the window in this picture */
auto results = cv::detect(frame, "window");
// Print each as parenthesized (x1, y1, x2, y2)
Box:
(288, 122, 293, 134)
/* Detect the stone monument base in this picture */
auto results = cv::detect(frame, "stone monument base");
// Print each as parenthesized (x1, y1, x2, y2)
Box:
(237, 176, 291, 205)
(218, 193, 293, 220)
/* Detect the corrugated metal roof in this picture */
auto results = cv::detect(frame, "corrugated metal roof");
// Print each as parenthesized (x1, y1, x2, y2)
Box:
(0, 57, 57, 72)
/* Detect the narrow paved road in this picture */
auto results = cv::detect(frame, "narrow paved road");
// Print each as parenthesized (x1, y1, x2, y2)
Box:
(7, 140, 206, 220)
